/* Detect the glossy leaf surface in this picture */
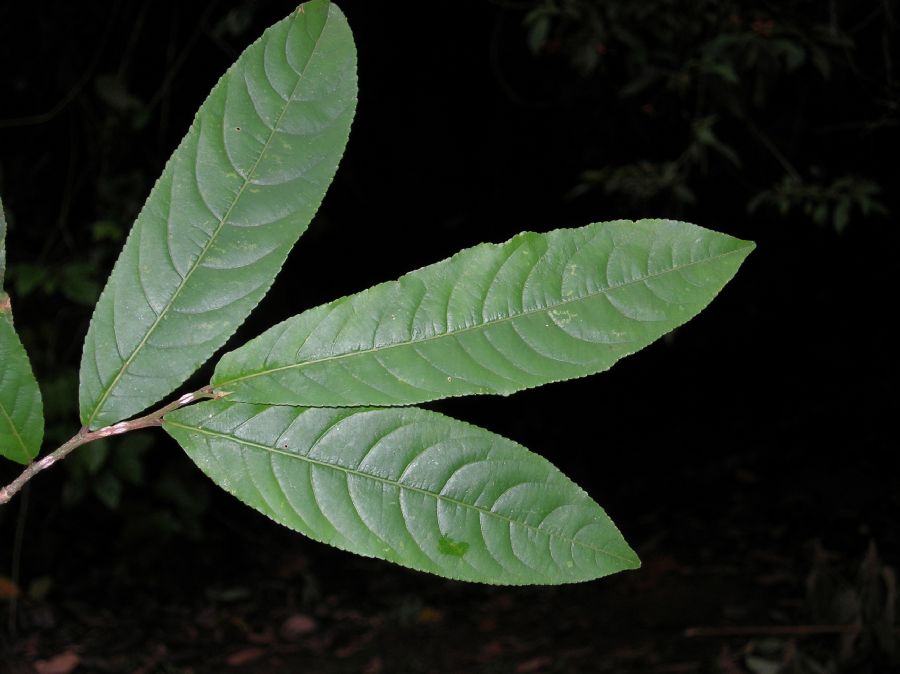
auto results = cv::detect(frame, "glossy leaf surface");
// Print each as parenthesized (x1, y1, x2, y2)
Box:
(164, 400, 639, 585)
(213, 219, 754, 406)
(79, 0, 357, 429)
(0, 197, 44, 464)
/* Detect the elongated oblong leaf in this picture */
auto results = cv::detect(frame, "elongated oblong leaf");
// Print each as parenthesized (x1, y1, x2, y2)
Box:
(79, 0, 357, 429)
(164, 400, 639, 585)
(212, 219, 754, 406)
(0, 198, 44, 464)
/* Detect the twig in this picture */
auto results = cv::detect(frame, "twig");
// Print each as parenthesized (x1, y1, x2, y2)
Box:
(746, 121, 801, 181)
(0, 387, 214, 506)
(684, 624, 900, 638)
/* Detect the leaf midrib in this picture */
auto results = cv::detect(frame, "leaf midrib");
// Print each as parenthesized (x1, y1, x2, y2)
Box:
(165, 418, 637, 566)
(86, 16, 327, 428)
(216, 243, 753, 389)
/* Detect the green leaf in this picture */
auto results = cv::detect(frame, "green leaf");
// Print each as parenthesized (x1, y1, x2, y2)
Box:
(79, 0, 357, 429)
(163, 400, 639, 585)
(0, 305, 45, 465)
(213, 219, 754, 407)
(0, 197, 44, 464)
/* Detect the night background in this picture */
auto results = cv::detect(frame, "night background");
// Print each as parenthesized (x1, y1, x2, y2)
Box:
(0, 0, 897, 672)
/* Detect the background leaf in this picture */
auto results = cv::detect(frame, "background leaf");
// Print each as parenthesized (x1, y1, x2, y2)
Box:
(213, 219, 754, 406)
(0, 197, 44, 464)
(163, 400, 639, 585)
(78, 0, 357, 429)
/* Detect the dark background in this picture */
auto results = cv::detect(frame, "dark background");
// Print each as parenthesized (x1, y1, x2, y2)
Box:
(0, 1, 897, 672)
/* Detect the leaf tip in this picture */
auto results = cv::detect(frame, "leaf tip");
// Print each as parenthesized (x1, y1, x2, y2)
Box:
(625, 550, 642, 571)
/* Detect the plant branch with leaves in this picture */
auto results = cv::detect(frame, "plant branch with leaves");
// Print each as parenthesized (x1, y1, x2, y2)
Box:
(0, 0, 753, 586)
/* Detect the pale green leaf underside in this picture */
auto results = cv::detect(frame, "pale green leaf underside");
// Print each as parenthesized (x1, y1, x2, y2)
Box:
(164, 400, 639, 585)
(0, 197, 44, 464)
(213, 219, 754, 406)
(79, 0, 357, 429)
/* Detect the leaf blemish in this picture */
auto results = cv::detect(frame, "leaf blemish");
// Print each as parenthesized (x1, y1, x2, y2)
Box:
(438, 536, 469, 557)
(548, 308, 575, 325)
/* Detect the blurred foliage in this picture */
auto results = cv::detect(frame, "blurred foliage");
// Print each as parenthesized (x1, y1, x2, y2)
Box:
(748, 174, 887, 233)
(718, 543, 898, 673)
(806, 542, 898, 667)
(517, 0, 895, 230)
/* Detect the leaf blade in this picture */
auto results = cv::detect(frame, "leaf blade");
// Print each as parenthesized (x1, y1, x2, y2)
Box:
(213, 219, 754, 406)
(0, 197, 44, 464)
(79, 0, 357, 429)
(164, 400, 639, 585)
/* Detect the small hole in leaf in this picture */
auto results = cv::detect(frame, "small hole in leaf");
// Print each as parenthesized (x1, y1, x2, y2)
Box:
(235, 126, 241, 131)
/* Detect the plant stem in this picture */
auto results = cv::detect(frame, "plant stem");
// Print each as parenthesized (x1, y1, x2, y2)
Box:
(0, 387, 214, 506)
